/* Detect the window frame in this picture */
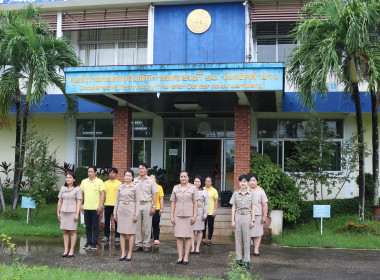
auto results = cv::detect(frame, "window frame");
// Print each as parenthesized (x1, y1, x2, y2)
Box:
(78, 27, 148, 66)
(131, 119, 153, 168)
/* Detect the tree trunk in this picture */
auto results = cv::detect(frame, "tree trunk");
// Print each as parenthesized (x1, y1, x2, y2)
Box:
(0, 179, 6, 213)
(352, 83, 365, 221)
(371, 89, 379, 205)
(12, 87, 22, 210)
(12, 101, 29, 210)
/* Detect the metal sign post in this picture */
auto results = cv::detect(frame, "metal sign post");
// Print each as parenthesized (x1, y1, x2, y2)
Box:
(313, 205, 331, 235)
(21, 197, 36, 224)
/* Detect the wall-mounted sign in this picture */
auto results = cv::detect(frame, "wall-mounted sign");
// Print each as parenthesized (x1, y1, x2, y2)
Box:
(65, 63, 284, 94)
(186, 9, 211, 34)
(197, 121, 211, 135)
(169, 149, 178, 156)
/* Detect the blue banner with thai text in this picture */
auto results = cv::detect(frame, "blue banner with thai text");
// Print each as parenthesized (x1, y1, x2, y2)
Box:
(0, 0, 68, 4)
(65, 63, 284, 94)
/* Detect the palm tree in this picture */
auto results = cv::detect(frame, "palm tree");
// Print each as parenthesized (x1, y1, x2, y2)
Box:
(286, 0, 380, 221)
(0, 5, 81, 210)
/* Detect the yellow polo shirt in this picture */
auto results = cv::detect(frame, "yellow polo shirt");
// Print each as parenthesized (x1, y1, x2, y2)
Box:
(154, 184, 165, 210)
(80, 178, 105, 210)
(205, 186, 218, 215)
(104, 179, 122, 206)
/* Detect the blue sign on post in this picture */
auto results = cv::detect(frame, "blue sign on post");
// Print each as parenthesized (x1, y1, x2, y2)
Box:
(21, 196, 36, 209)
(313, 205, 331, 218)
(313, 205, 331, 235)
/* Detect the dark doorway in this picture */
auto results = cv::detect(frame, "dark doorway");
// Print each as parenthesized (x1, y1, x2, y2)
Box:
(186, 140, 221, 190)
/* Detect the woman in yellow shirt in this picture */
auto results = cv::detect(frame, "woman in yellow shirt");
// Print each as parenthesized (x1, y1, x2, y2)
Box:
(150, 174, 164, 246)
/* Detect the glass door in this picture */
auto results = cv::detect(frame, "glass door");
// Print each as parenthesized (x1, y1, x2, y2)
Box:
(164, 140, 183, 194)
(223, 139, 235, 192)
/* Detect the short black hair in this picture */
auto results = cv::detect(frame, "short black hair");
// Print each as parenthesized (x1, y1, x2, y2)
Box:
(139, 162, 149, 169)
(193, 175, 203, 190)
(65, 171, 79, 188)
(180, 170, 189, 177)
(124, 169, 135, 179)
(88, 166, 97, 172)
(109, 167, 118, 174)
(238, 174, 248, 182)
(247, 173, 258, 182)
(205, 176, 213, 182)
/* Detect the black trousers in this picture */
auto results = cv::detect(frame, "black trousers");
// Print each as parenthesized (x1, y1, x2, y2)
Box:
(84, 210, 99, 244)
(202, 215, 215, 240)
(104, 206, 120, 238)
(152, 210, 161, 240)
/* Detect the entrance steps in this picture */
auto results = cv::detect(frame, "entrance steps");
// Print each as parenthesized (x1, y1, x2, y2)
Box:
(159, 198, 233, 238)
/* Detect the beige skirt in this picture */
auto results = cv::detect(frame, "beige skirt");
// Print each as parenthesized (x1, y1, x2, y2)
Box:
(251, 215, 263, 237)
(174, 216, 194, 238)
(60, 212, 78, 231)
(193, 208, 205, 231)
(117, 203, 137, 235)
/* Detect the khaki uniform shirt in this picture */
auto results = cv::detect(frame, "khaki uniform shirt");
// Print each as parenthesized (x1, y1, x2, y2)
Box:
(58, 186, 82, 213)
(133, 176, 159, 202)
(229, 189, 257, 212)
(114, 183, 140, 217)
(170, 183, 199, 217)
(198, 189, 209, 217)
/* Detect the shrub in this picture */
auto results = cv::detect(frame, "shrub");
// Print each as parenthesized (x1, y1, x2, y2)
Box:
(75, 167, 88, 184)
(250, 150, 302, 223)
(344, 222, 379, 235)
(3, 209, 20, 221)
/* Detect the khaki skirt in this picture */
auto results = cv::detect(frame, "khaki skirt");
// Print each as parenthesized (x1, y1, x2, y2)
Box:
(60, 212, 78, 231)
(174, 216, 194, 238)
(117, 203, 137, 235)
(251, 215, 263, 237)
(193, 208, 205, 231)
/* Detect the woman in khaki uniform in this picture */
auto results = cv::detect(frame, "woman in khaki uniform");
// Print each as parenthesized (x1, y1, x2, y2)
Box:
(191, 175, 209, 254)
(248, 173, 268, 257)
(170, 171, 199, 265)
(230, 174, 256, 268)
(57, 171, 82, 258)
(114, 169, 140, 261)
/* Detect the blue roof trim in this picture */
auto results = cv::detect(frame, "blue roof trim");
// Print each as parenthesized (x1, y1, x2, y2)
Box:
(10, 94, 112, 114)
(64, 62, 285, 73)
(283, 92, 372, 113)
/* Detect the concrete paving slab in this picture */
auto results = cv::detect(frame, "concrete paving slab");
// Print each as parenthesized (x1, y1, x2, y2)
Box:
(1, 236, 380, 279)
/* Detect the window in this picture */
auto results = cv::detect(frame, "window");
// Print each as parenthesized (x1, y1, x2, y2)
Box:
(76, 119, 113, 167)
(257, 119, 343, 171)
(254, 22, 297, 62)
(132, 119, 152, 167)
(79, 27, 147, 66)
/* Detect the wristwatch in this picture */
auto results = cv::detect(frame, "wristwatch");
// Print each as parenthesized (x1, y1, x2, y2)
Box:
(153, 205, 157, 208)
(252, 220, 255, 223)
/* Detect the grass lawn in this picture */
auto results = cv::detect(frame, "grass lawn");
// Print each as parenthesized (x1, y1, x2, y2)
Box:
(273, 214, 380, 249)
(0, 264, 219, 280)
(0, 204, 85, 236)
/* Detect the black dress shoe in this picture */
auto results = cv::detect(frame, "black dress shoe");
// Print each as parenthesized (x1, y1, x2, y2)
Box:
(253, 253, 260, 257)
(236, 260, 243, 266)
(194, 251, 200, 255)
(183, 261, 189, 265)
(61, 254, 68, 258)
(67, 254, 74, 258)
(190, 251, 195, 255)
(119, 256, 126, 261)
(176, 260, 183, 264)
(126, 257, 132, 261)
(200, 241, 205, 245)
(244, 262, 250, 269)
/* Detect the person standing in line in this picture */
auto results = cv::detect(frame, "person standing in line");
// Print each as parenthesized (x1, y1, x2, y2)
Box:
(190, 175, 209, 254)
(57, 171, 82, 258)
(101, 168, 122, 243)
(170, 171, 199, 265)
(248, 173, 268, 257)
(202, 176, 218, 246)
(133, 163, 159, 252)
(114, 169, 140, 261)
(80, 166, 105, 250)
(150, 174, 164, 246)
(230, 174, 256, 268)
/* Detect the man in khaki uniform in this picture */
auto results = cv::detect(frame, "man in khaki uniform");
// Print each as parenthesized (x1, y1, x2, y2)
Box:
(230, 174, 256, 268)
(133, 163, 159, 252)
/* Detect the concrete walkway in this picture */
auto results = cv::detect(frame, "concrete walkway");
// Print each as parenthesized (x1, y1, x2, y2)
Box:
(1, 236, 380, 279)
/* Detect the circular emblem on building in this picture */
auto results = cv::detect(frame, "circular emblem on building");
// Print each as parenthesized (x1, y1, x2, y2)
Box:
(186, 9, 211, 34)
(197, 121, 211, 135)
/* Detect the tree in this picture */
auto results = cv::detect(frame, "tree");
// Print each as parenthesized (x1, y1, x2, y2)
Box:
(0, 5, 81, 210)
(286, 115, 336, 203)
(286, 0, 380, 221)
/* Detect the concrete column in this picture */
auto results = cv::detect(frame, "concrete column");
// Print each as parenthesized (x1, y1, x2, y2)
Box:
(112, 106, 132, 181)
(147, 5, 155, 64)
(234, 105, 251, 189)
(56, 12, 63, 38)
